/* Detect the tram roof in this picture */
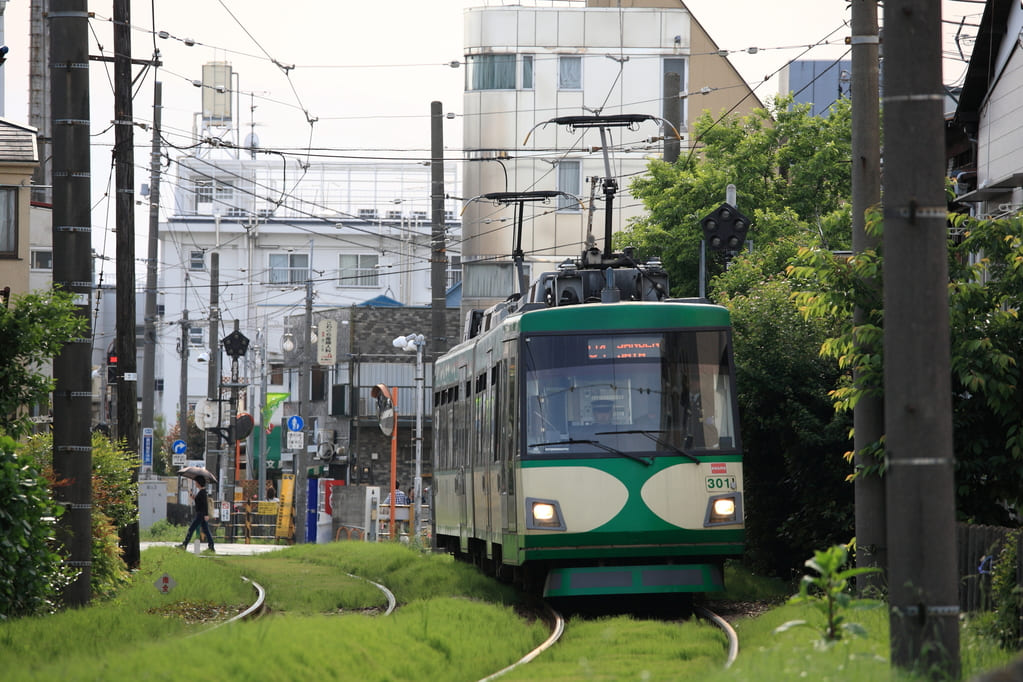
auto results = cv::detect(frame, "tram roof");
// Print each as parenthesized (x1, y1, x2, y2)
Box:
(516, 300, 730, 333)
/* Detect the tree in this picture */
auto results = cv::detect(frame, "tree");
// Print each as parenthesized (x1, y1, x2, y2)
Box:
(0, 289, 88, 438)
(712, 239, 854, 576)
(622, 96, 853, 296)
(790, 209, 1023, 526)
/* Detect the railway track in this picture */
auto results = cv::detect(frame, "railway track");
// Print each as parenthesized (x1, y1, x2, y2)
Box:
(478, 602, 566, 681)
(696, 606, 740, 668)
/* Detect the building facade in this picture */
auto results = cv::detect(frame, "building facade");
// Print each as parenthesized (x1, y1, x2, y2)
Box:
(155, 152, 462, 436)
(459, 0, 762, 310)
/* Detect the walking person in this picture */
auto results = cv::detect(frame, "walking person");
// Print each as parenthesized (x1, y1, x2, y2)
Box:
(180, 476, 215, 553)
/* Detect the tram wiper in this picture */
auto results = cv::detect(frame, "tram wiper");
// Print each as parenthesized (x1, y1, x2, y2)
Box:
(603, 430, 701, 465)
(527, 439, 652, 466)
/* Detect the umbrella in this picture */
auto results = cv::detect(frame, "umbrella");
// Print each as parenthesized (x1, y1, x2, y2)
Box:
(177, 466, 217, 484)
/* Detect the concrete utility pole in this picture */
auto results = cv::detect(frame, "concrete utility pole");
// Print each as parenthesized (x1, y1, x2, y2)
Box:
(179, 311, 189, 437)
(881, 0, 960, 676)
(113, 0, 140, 569)
(50, 0, 93, 606)
(141, 81, 163, 474)
(206, 253, 221, 497)
(294, 244, 314, 543)
(663, 72, 681, 164)
(850, 0, 886, 595)
(430, 101, 448, 358)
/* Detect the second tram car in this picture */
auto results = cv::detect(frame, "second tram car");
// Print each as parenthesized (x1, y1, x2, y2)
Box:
(431, 255, 744, 599)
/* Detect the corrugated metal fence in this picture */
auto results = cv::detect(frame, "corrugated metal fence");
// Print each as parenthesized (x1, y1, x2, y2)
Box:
(957, 523, 1017, 613)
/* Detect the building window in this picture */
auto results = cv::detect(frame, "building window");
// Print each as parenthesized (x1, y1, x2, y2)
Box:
(0, 187, 17, 257)
(155, 378, 164, 392)
(466, 54, 516, 90)
(663, 58, 687, 119)
(195, 179, 214, 208)
(339, 254, 379, 287)
(268, 253, 309, 284)
(358, 208, 378, 221)
(558, 56, 582, 90)
(188, 326, 204, 347)
(522, 55, 534, 90)
(30, 250, 53, 270)
(385, 209, 402, 221)
(557, 160, 581, 211)
(447, 254, 462, 289)
(189, 250, 205, 271)
(270, 362, 284, 385)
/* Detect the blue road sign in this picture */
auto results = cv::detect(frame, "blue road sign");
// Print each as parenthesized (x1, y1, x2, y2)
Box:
(172, 439, 187, 455)
(142, 429, 154, 468)
(288, 415, 304, 432)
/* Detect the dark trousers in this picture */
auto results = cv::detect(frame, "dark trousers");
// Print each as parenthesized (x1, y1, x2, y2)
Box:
(183, 516, 215, 549)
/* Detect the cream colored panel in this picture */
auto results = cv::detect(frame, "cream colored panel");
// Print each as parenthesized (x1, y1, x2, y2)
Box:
(642, 463, 743, 528)
(521, 466, 627, 533)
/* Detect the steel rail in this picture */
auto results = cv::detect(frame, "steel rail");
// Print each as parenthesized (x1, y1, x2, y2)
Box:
(478, 602, 565, 682)
(695, 606, 739, 668)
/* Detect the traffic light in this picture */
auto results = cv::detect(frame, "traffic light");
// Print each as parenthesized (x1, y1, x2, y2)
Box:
(107, 351, 118, 383)
(700, 202, 751, 252)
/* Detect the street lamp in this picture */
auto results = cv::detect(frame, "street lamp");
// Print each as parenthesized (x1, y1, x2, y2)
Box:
(393, 332, 426, 539)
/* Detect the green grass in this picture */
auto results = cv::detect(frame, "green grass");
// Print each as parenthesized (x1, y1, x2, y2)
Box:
(1, 545, 1017, 681)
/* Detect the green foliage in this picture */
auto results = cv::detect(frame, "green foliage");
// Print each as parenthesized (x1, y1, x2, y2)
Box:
(775, 544, 882, 645)
(712, 241, 854, 576)
(19, 433, 136, 600)
(624, 96, 853, 296)
(946, 215, 1023, 522)
(0, 289, 88, 439)
(0, 436, 72, 620)
(791, 210, 1023, 523)
(977, 529, 1023, 648)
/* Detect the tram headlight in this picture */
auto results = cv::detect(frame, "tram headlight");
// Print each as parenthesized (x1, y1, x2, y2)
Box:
(525, 497, 566, 531)
(704, 493, 742, 527)
(533, 503, 556, 521)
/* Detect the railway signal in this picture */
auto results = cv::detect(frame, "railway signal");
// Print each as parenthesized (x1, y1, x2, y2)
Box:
(700, 202, 751, 251)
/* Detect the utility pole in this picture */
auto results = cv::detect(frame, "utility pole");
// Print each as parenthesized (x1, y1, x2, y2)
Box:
(430, 101, 448, 358)
(50, 0, 93, 607)
(179, 311, 189, 439)
(663, 72, 681, 164)
(141, 81, 162, 476)
(294, 243, 314, 542)
(113, 0, 140, 569)
(850, 0, 885, 595)
(882, 0, 959, 676)
(206, 253, 221, 499)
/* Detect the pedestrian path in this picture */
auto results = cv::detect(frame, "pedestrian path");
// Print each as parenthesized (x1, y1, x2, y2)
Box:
(141, 541, 288, 556)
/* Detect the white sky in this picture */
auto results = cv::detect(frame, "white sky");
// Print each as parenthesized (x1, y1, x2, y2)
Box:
(0, 0, 984, 254)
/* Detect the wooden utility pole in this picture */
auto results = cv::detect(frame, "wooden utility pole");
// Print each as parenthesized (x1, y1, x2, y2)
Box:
(882, 0, 960, 675)
(850, 0, 885, 594)
(50, 0, 93, 606)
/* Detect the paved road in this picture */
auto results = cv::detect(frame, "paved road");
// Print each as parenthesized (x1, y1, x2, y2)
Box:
(141, 541, 289, 556)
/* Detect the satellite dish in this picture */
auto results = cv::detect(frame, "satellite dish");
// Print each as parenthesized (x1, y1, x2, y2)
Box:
(244, 132, 260, 149)
(193, 399, 220, 430)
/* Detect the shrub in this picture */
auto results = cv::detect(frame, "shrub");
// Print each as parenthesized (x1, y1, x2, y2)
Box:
(0, 436, 72, 619)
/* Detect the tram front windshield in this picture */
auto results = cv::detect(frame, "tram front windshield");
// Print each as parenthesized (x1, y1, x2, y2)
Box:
(523, 330, 739, 457)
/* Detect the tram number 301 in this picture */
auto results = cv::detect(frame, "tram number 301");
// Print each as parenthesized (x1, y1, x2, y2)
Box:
(705, 476, 737, 491)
